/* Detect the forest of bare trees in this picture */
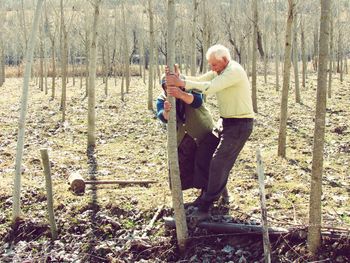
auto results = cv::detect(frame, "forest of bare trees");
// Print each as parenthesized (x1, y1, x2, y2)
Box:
(0, 1, 348, 85)
(0, 0, 349, 262)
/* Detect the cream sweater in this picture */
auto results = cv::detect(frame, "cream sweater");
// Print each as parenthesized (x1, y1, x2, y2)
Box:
(185, 60, 255, 119)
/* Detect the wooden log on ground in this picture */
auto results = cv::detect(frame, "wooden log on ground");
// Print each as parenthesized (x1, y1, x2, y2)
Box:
(69, 172, 86, 193)
(68, 172, 157, 193)
(164, 216, 288, 236)
(164, 217, 350, 241)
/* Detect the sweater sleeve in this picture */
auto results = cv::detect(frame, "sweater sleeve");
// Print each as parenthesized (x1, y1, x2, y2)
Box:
(156, 97, 167, 123)
(186, 65, 243, 95)
(189, 92, 203, 109)
(185, 71, 216, 82)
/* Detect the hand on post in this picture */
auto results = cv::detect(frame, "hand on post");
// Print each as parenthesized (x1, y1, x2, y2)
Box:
(166, 74, 183, 88)
(164, 100, 172, 112)
(167, 86, 184, 99)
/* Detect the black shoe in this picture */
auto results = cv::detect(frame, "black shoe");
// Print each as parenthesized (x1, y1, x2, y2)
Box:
(197, 200, 212, 213)
(191, 195, 204, 206)
(186, 190, 205, 207)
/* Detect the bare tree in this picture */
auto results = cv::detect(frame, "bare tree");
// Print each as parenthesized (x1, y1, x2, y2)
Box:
(328, 12, 334, 99)
(251, 0, 258, 113)
(312, 21, 319, 71)
(278, 0, 295, 158)
(292, 12, 300, 103)
(20, 0, 28, 51)
(167, 0, 188, 252)
(60, 0, 68, 122)
(190, 0, 198, 75)
(13, 0, 44, 221)
(121, 0, 130, 93)
(337, 28, 344, 82)
(300, 14, 307, 88)
(308, 0, 330, 255)
(274, 0, 280, 91)
(0, 42, 4, 87)
(87, 0, 102, 148)
(45, 3, 57, 100)
(0, 7, 4, 87)
(147, 0, 155, 110)
(39, 14, 44, 92)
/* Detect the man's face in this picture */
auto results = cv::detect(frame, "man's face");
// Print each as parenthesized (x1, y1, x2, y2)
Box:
(208, 55, 228, 74)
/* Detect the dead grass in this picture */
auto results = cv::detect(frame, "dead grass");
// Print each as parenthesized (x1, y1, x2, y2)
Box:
(0, 71, 349, 261)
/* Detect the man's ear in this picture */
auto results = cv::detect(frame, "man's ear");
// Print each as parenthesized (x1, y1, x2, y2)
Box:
(222, 57, 228, 63)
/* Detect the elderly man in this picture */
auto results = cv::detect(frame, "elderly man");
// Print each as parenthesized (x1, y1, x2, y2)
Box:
(166, 44, 254, 215)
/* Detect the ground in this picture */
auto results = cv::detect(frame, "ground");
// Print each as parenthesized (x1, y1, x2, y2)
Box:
(0, 71, 349, 262)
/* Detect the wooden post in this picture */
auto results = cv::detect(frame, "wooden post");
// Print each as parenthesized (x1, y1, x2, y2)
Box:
(166, 0, 188, 251)
(40, 148, 58, 240)
(256, 149, 271, 263)
(13, 0, 45, 221)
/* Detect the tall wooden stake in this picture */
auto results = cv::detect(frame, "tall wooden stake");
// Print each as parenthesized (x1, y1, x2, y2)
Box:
(257, 149, 271, 263)
(167, 0, 188, 252)
(40, 149, 58, 240)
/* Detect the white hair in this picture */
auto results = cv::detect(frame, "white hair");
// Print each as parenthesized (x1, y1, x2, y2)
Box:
(206, 44, 231, 61)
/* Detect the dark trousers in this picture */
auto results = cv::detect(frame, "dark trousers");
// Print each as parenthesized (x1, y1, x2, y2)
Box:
(177, 134, 197, 190)
(193, 132, 219, 190)
(196, 118, 253, 202)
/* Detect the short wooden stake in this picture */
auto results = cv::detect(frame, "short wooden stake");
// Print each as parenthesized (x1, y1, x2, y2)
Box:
(256, 149, 271, 263)
(40, 148, 58, 240)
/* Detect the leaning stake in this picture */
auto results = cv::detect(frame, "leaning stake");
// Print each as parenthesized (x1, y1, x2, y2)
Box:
(40, 148, 58, 240)
(257, 149, 271, 263)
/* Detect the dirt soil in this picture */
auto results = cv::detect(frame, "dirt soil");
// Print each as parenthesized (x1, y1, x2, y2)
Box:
(0, 73, 349, 262)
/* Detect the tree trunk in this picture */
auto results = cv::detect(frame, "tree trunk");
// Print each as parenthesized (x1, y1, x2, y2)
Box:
(0, 41, 5, 87)
(148, 0, 155, 110)
(140, 27, 146, 84)
(39, 17, 44, 92)
(202, 0, 209, 73)
(263, 8, 267, 85)
(338, 31, 343, 83)
(167, 0, 188, 252)
(106, 37, 110, 95)
(190, 0, 198, 76)
(13, 0, 44, 221)
(251, 0, 258, 113)
(120, 45, 125, 101)
(247, 34, 251, 78)
(277, 0, 294, 158)
(20, 0, 28, 51)
(84, 26, 90, 99)
(87, 0, 101, 148)
(155, 46, 161, 85)
(274, 0, 279, 91)
(102, 42, 108, 96)
(60, 0, 68, 123)
(61, 31, 68, 122)
(50, 39, 56, 100)
(301, 15, 307, 88)
(121, 1, 130, 93)
(313, 23, 319, 72)
(44, 35, 48, 95)
(308, 0, 330, 255)
(292, 14, 300, 103)
(328, 14, 334, 99)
